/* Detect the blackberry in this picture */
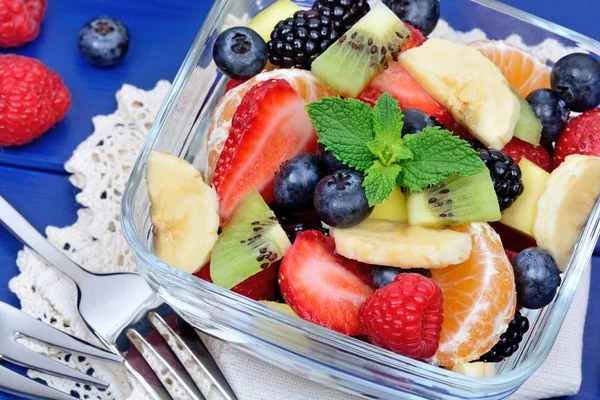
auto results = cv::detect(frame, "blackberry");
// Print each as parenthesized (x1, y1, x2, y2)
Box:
(312, 0, 370, 35)
(479, 311, 529, 363)
(477, 148, 524, 211)
(268, 10, 339, 70)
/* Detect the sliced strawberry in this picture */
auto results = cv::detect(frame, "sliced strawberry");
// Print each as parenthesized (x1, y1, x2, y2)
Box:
(501, 137, 553, 172)
(358, 62, 472, 139)
(213, 79, 318, 221)
(224, 78, 247, 94)
(195, 262, 279, 301)
(402, 23, 426, 52)
(279, 230, 375, 335)
(553, 110, 600, 168)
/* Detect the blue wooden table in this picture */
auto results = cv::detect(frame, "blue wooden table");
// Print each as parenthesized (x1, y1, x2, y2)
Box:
(0, 1, 598, 399)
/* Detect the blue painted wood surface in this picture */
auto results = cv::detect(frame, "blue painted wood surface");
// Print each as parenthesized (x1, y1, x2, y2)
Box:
(0, 1, 598, 399)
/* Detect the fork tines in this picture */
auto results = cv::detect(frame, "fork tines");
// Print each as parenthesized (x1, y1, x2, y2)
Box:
(0, 302, 123, 400)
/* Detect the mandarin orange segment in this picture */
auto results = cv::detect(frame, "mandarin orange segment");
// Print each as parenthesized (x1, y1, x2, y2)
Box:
(206, 69, 338, 182)
(429, 223, 516, 367)
(469, 40, 551, 98)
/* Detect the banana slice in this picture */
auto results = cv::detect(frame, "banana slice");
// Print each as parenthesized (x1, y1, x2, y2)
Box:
(534, 155, 600, 270)
(451, 362, 496, 377)
(330, 220, 472, 269)
(146, 151, 220, 273)
(398, 39, 520, 150)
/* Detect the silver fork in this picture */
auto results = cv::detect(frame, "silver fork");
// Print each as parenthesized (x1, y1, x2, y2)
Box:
(0, 196, 238, 400)
(0, 301, 123, 400)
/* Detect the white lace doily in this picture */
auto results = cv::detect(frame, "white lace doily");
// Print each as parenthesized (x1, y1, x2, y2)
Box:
(8, 17, 589, 400)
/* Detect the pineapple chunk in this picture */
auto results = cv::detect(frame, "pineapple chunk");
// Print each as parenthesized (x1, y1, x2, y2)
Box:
(500, 158, 549, 237)
(368, 187, 408, 223)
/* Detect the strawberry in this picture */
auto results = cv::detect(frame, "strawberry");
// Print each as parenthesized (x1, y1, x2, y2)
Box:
(491, 222, 537, 253)
(278, 230, 375, 335)
(358, 62, 471, 139)
(213, 79, 318, 221)
(224, 78, 247, 94)
(402, 23, 426, 52)
(553, 109, 600, 168)
(359, 273, 444, 360)
(501, 138, 553, 172)
(195, 262, 279, 301)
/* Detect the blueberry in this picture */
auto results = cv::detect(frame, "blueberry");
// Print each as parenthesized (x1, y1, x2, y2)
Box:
(318, 143, 346, 172)
(313, 169, 372, 228)
(526, 89, 570, 144)
(371, 267, 431, 288)
(401, 108, 441, 135)
(213, 27, 267, 80)
(512, 247, 561, 309)
(274, 154, 326, 210)
(382, 0, 440, 36)
(78, 16, 130, 67)
(551, 53, 600, 112)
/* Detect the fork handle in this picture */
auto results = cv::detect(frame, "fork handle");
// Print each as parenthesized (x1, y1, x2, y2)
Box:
(0, 195, 93, 287)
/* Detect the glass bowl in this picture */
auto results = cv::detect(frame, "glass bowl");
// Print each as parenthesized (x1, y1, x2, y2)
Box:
(121, 1, 600, 398)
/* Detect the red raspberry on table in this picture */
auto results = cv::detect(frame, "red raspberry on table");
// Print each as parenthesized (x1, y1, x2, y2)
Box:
(0, 0, 46, 48)
(359, 273, 443, 360)
(0, 54, 70, 146)
(553, 109, 600, 168)
(501, 137, 553, 172)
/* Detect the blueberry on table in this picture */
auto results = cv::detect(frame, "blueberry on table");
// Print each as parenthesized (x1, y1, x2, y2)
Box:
(382, 0, 440, 36)
(314, 169, 372, 228)
(213, 27, 268, 80)
(551, 53, 600, 112)
(318, 143, 346, 172)
(78, 16, 130, 67)
(401, 108, 441, 135)
(512, 247, 561, 309)
(274, 154, 326, 210)
(526, 89, 570, 144)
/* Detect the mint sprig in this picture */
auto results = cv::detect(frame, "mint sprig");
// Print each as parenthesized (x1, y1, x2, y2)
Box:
(306, 93, 485, 206)
(305, 97, 374, 171)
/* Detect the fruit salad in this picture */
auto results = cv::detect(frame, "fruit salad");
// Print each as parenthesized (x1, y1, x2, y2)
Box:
(145, 0, 600, 375)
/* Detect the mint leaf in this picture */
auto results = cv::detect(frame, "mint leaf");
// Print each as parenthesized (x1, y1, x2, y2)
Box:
(363, 161, 402, 206)
(306, 97, 374, 171)
(397, 127, 485, 191)
(367, 93, 411, 165)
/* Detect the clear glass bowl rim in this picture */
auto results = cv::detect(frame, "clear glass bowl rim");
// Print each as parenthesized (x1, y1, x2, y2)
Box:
(121, 0, 600, 397)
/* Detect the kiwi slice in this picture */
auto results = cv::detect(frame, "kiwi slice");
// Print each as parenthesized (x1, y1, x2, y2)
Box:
(513, 90, 543, 146)
(211, 190, 291, 289)
(407, 171, 501, 228)
(311, 2, 410, 97)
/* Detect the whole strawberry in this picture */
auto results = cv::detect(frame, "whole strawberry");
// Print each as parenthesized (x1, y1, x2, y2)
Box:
(0, 55, 70, 146)
(0, 0, 46, 47)
(553, 109, 600, 168)
(501, 138, 552, 172)
(359, 273, 443, 360)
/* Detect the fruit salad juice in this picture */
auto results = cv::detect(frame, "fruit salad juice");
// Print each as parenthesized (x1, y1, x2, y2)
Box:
(143, 0, 600, 379)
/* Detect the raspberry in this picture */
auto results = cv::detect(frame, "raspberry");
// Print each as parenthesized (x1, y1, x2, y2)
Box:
(359, 273, 444, 360)
(0, 55, 71, 146)
(0, 0, 46, 48)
